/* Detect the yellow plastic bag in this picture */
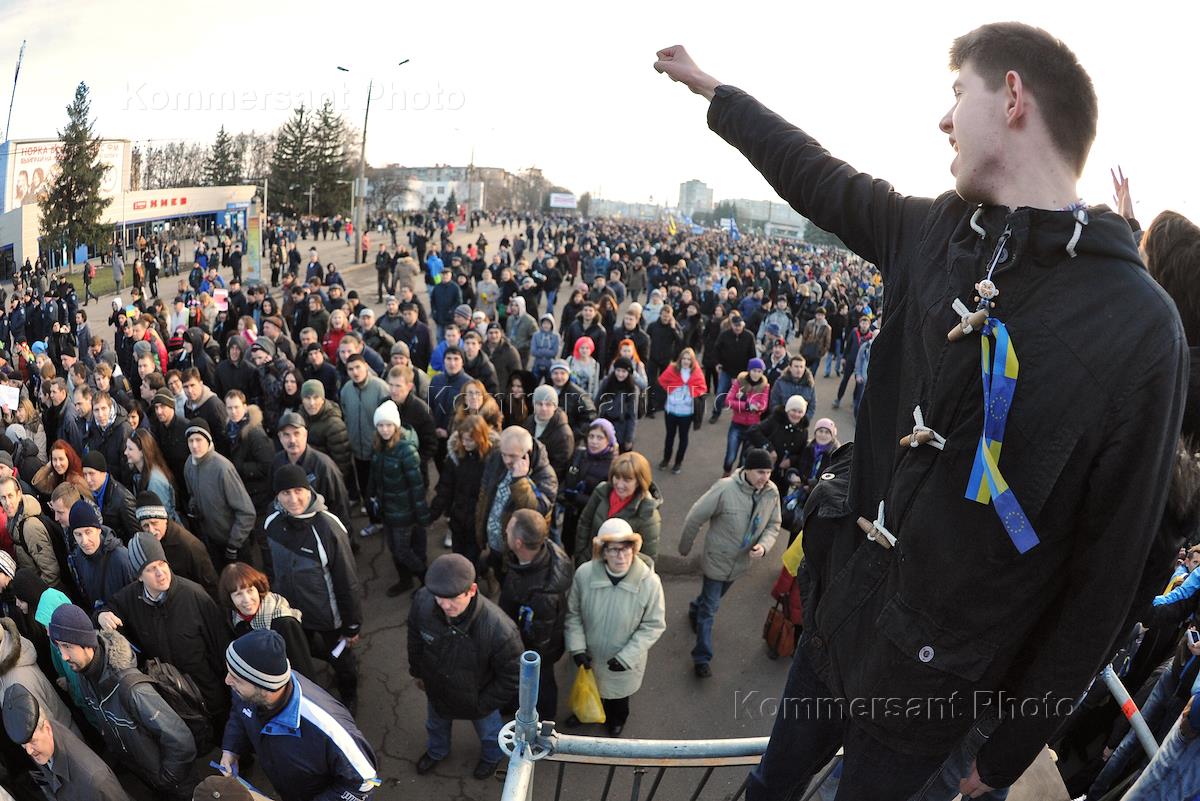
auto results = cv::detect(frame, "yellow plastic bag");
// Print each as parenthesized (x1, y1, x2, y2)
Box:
(569, 665, 606, 724)
(781, 531, 805, 576)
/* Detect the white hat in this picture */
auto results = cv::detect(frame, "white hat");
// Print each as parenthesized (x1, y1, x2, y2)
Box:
(373, 400, 401, 429)
(785, 395, 809, 416)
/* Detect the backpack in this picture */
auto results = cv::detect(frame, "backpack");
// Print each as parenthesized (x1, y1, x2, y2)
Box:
(13, 512, 82, 605)
(86, 263, 97, 280)
(117, 658, 214, 754)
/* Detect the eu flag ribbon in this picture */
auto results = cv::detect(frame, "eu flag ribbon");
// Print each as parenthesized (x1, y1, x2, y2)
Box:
(964, 318, 1040, 554)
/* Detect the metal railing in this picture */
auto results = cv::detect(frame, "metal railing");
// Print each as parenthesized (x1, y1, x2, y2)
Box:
(498, 651, 839, 801)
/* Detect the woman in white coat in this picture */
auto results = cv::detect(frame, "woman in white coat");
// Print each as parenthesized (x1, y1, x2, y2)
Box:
(564, 518, 666, 736)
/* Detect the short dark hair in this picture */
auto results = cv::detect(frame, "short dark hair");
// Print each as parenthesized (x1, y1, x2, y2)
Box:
(1143, 210, 1200, 345)
(508, 508, 548, 550)
(217, 562, 271, 610)
(949, 22, 1097, 174)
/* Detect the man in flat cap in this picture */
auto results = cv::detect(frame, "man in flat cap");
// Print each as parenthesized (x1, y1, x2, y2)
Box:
(407, 553, 522, 781)
(2, 683, 131, 801)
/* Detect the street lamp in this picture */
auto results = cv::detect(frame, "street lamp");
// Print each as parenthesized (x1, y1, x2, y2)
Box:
(337, 59, 410, 263)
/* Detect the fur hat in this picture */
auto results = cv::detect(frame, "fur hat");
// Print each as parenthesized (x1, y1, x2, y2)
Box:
(591, 518, 643, 560)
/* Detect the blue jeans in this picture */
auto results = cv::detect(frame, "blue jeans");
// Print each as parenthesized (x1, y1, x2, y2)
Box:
(907, 715, 1010, 801)
(715, 370, 733, 414)
(1088, 663, 1186, 799)
(746, 636, 950, 801)
(823, 340, 843, 377)
(1121, 716, 1200, 801)
(689, 577, 733, 665)
(425, 701, 504, 763)
(724, 422, 750, 471)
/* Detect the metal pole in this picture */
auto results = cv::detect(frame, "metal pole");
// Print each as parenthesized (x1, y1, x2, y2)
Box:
(4, 40, 25, 143)
(516, 651, 541, 744)
(1101, 665, 1158, 760)
(500, 749, 535, 801)
(354, 78, 371, 263)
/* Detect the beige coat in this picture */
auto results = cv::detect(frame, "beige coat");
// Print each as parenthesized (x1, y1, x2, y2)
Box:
(678, 469, 782, 581)
(393, 256, 422, 293)
(564, 556, 666, 699)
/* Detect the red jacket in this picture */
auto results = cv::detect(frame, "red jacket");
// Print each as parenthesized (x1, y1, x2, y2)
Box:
(658, 363, 707, 398)
(727, 373, 770, 426)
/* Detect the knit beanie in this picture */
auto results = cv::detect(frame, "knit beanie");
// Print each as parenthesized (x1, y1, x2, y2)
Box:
(785, 395, 809, 415)
(813, 417, 838, 438)
(81, 451, 107, 473)
(532, 384, 558, 405)
(373, 400, 401, 429)
(272, 464, 311, 495)
(0, 551, 15, 580)
(747, 358, 766, 372)
(8, 569, 47, 609)
(48, 604, 98, 649)
(743, 448, 774, 471)
(152, 388, 177, 408)
(135, 491, 168, 522)
(588, 418, 617, 448)
(185, 418, 213, 445)
(128, 532, 167, 576)
(226, 630, 291, 691)
(301, 380, 325, 400)
(69, 499, 103, 530)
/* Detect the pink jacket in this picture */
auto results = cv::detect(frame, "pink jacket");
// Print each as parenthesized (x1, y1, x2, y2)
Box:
(727, 373, 770, 426)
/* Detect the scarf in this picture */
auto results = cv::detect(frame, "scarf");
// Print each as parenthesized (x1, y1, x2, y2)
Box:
(233, 592, 302, 630)
(486, 473, 514, 550)
(608, 488, 635, 518)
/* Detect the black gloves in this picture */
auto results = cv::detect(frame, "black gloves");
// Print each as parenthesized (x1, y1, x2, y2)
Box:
(573, 652, 593, 669)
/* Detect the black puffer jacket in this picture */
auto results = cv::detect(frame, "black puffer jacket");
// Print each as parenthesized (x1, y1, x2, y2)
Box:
(747, 406, 809, 466)
(407, 591, 522, 720)
(499, 541, 574, 663)
(430, 431, 495, 534)
(523, 407, 575, 481)
(301, 399, 355, 493)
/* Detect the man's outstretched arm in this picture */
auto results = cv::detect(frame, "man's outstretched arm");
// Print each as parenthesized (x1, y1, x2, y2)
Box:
(655, 45, 935, 277)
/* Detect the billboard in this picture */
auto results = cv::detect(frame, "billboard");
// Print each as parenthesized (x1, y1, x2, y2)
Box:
(2, 139, 129, 213)
(548, 192, 577, 210)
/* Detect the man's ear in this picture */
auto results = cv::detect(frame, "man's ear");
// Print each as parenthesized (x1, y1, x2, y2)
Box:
(1004, 70, 1027, 128)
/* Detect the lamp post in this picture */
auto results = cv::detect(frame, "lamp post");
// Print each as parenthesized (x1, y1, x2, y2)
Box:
(338, 59, 409, 264)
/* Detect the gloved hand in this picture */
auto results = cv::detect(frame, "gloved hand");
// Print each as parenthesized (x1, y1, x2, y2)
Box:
(224, 546, 240, 563)
(573, 652, 592, 669)
(607, 657, 626, 672)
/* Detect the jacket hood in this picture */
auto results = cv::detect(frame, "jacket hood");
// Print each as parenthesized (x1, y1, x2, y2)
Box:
(16, 493, 42, 520)
(539, 313, 556, 331)
(0, 617, 37, 674)
(187, 384, 217, 409)
(968, 203, 1142, 270)
(184, 327, 206, 352)
(98, 629, 138, 670)
(511, 296, 527, 315)
(239, 404, 265, 435)
(287, 491, 329, 521)
(83, 526, 123, 560)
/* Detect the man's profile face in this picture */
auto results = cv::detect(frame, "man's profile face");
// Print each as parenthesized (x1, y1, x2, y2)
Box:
(939, 63, 1004, 203)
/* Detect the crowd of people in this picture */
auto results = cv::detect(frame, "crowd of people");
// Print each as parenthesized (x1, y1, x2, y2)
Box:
(1, 37, 1199, 797)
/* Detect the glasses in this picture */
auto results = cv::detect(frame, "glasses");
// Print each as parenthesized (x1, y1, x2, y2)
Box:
(604, 543, 634, 554)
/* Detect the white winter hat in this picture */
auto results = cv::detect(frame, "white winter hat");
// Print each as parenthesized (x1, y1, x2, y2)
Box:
(592, 518, 642, 560)
(373, 400, 401, 429)
(785, 395, 809, 415)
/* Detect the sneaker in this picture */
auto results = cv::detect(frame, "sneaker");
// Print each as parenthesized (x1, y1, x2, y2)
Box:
(658, 459, 670, 470)
(694, 663, 712, 678)
(831, 399, 841, 409)
(359, 524, 378, 537)
(473, 759, 500, 780)
(672, 464, 682, 475)
(443, 532, 453, 548)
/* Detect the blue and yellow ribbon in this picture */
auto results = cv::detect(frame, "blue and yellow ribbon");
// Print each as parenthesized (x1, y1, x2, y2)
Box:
(964, 319, 1040, 554)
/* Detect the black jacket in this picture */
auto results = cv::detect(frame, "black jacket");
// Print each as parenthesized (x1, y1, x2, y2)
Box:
(84, 420, 133, 487)
(552, 380, 595, 441)
(499, 541, 574, 663)
(264, 493, 362, 636)
(225, 406, 276, 511)
(709, 85, 1187, 786)
(94, 475, 139, 544)
(151, 413, 191, 498)
(102, 575, 231, 717)
(604, 323, 649, 366)
(646, 319, 683, 365)
(76, 631, 195, 791)
(713, 326, 756, 373)
(747, 406, 809, 466)
(407, 591, 522, 720)
(160, 521, 220, 597)
(397, 392, 437, 471)
(522, 408, 575, 481)
(301, 400, 356, 495)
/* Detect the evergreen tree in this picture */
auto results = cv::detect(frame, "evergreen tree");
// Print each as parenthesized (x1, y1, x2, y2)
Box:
(205, 125, 242, 186)
(444, 190, 457, 215)
(40, 81, 111, 266)
(427, 199, 439, 214)
(310, 100, 350, 217)
(269, 105, 314, 214)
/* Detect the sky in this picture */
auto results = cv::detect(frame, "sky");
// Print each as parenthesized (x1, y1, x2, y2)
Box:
(2, 0, 1197, 222)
